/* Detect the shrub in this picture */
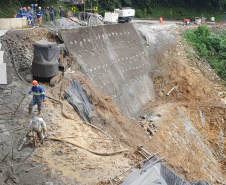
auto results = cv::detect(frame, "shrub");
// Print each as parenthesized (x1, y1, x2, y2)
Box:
(183, 25, 226, 81)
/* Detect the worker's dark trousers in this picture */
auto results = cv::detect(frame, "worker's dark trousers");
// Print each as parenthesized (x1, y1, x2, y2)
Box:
(29, 98, 43, 111)
(46, 15, 49, 22)
(50, 14, 54, 21)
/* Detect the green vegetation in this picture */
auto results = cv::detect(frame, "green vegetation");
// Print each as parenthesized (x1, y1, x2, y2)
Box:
(183, 25, 226, 81)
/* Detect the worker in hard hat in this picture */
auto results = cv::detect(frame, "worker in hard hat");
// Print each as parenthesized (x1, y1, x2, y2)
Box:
(45, 6, 50, 22)
(36, 7, 43, 24)
(18, 117, 47, 151)
(28, 80, 45, 115)
(30, 4, 35, 25)
(22, 7, 27, 17)
(16, 6, 23, 18)
(59, 6, 64, 18)
(27, 7, 33, 25)
(50, 6, 54, 21)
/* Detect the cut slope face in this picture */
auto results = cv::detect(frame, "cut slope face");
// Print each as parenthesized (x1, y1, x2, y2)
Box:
(60, 23, 155, 117)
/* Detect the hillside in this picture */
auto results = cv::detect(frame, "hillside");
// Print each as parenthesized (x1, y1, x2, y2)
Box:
(0, 21, 225, 184)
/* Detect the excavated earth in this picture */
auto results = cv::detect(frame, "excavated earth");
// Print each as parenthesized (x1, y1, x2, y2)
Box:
(0, 22, 225, 185)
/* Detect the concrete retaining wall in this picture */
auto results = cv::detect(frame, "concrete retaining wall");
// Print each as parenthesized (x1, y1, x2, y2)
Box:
(0, 18, 28, 30)
(60, 24, 155, 117)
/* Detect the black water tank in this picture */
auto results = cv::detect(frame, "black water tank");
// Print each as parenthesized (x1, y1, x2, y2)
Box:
(32, 40, 60, 78)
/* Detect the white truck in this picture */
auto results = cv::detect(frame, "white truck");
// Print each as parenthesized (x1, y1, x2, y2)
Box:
(104, 12, 119, 24)
(114, 7, 135, 23)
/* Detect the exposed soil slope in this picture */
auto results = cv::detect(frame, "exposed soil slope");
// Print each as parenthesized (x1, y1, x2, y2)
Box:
(0, 24, 225, 185)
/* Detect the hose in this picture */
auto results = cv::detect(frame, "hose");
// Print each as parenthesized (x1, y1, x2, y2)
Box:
(47, 137, 128, 156)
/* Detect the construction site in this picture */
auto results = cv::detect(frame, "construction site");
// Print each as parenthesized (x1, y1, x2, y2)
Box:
(0, 12, 226, 185)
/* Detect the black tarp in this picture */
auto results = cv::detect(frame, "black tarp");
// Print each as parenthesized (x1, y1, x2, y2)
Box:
(192, 181, 212, 185)
(32, 40, 60, 78)
(63, 79, 93, 123)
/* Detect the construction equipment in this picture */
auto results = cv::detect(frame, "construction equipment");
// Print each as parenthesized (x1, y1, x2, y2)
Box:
(104, 12, 118, 24)
(114, 7, 135, 23)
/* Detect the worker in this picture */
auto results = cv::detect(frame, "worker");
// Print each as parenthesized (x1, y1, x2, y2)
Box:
(36, 7, 43, 24)
(225, 12, 226, 22)
(45, 6, 50, 22)
(27, 7, 33, 25)
(28, 80, 45, 115)
(18, 117, 47, 151)
(50, 6, 54, 21)
(30, 4, 35, 25)
(16, 6, 23, 18)
(22, 7, 27, 17)
(59, 6, 64, 18)
(26, 7, 30, 24)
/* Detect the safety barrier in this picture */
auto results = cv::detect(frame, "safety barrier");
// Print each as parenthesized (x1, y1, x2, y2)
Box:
(0, 18, 28, 30)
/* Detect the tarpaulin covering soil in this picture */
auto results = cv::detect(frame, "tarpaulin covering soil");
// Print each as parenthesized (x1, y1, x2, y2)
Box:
(63, 79, 93, 123)
(123, 158, 212, 185)
(32, 40, 60, 78)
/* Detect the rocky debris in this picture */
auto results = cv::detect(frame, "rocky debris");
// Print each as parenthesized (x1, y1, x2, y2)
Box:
(217, 92, 226, 104)
(139, 113, 160, 137)
(44, 18, 81, 32)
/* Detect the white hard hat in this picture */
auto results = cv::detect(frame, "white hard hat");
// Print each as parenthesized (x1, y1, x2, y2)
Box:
(38, 7, 41, 9)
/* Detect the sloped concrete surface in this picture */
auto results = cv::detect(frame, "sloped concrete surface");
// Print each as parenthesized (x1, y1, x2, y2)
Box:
(60, 23, 155, 117)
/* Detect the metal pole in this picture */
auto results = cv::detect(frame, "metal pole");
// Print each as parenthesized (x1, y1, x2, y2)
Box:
(84, 0, 85, 21)
(97, 0, 98, 13)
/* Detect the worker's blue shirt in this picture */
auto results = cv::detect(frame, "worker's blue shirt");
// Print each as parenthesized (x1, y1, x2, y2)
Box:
(37, 10, 43, 18)
(23, 10, 27, 17)
(59, 9, 64, 17)
(16, 8, 23, 18)
(28, 85, 45, 101)
(50, 9, 54, 15)
(26, 10, 30, 18)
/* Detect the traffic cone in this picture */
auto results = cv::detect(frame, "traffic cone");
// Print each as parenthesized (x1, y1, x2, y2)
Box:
(159, 17, 163, 23)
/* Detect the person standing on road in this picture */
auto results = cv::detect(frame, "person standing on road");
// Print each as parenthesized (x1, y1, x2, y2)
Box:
(16, 6, 23, 18)
(22, 7, 27, 18)
(50, 6, 55, 21)
(36, 7, 43, 24)
(28, 80, 45, 115)
(59, 6, 64, 18)
(45, 6, 50, 22)
(30, 4, 35, 25)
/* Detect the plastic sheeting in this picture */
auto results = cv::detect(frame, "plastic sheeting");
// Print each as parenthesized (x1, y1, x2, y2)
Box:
(192, 181, 212, 185)
(122, 157, 211, 185)
(63, 79, 93, 123)
(32, 40, 60, 78)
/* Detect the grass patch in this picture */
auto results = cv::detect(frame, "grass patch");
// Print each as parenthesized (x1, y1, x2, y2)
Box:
(183, 25, 226, 81)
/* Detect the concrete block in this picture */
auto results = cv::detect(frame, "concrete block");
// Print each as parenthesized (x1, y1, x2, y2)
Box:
(10, 18, 23, 29)
(22, 17, 28, 27)
(0, 18, 27, 30)
(0, 51, 3, 64)
(0, 63, 7, 84)
(0, 19, 11, 29)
